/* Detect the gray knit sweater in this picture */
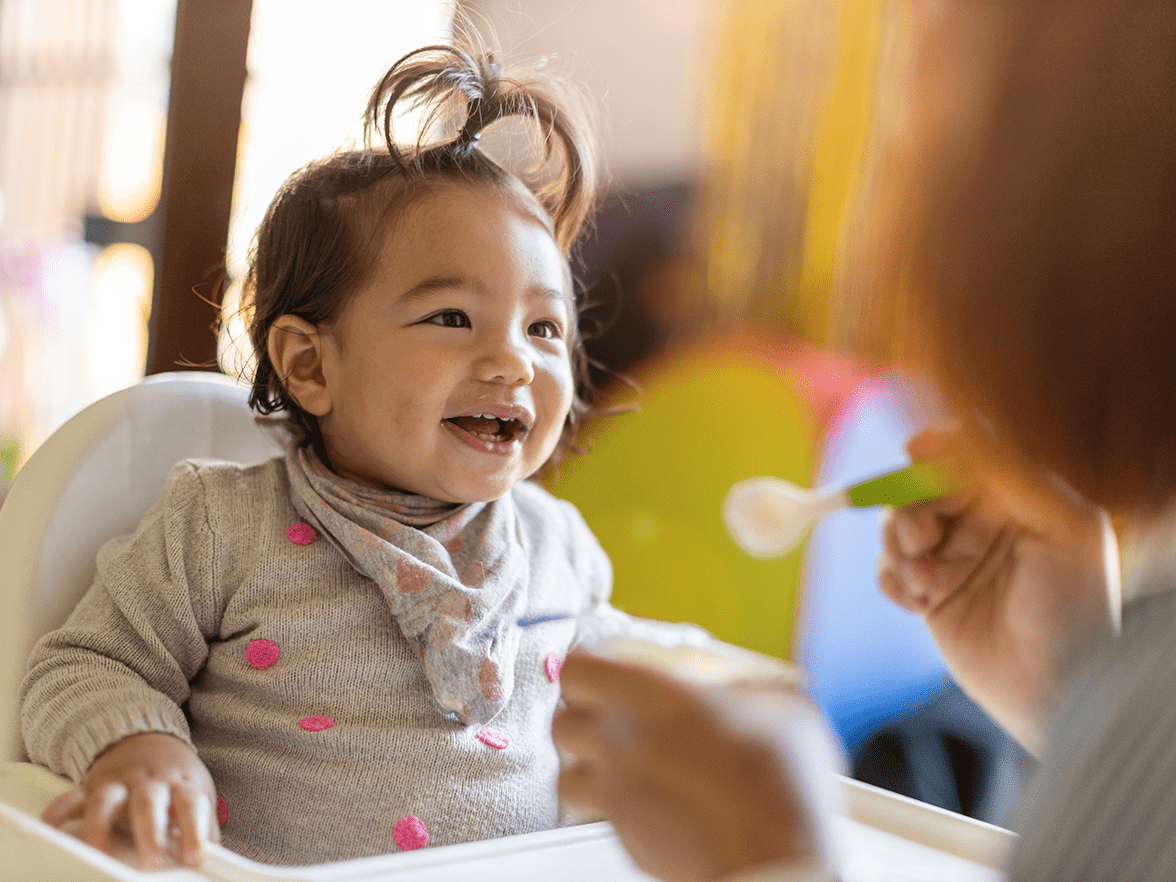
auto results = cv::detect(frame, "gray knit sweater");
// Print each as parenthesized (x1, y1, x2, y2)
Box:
(20, 456, 686, 866)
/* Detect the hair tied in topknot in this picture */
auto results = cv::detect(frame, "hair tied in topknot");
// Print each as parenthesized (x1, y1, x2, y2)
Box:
(454, 54, 500, 155)
(362, 36, 599, 253)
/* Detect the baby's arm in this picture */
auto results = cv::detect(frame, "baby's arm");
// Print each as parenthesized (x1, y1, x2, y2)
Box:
(21, 462, 223, 867)
(559, 502, 712, 651)
(41, 732, 219, 869)
(573, 596, 714, 650)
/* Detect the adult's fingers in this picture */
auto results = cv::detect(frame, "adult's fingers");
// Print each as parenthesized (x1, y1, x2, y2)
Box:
(126, 780, 170, 870)
(878, 566, 917, 613)
(559, 649, 681, 710)
(553, 698, 648, 766)
(551, 704, 604, 762)
(886, 504, 944, 558)
(879, 516, 933, 612)
(555, 753, 600, 815)
(905, 424, 958, 461)
(890, 489, 983, 552)
(881, 503, 1001, 613)
(926, 526, 1018, 618)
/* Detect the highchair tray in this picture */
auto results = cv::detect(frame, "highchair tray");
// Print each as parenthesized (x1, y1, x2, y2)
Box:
(0, 761, 1013, 881)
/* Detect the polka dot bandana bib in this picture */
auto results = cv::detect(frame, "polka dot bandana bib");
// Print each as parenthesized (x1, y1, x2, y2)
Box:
(286, 446, 527, 725)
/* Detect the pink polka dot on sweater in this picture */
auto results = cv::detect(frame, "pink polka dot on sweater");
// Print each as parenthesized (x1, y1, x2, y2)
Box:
(300, 716, 334, 732)
(216, 796, 228, 827)
(476, 728, 510, 750)
(393, 815, 429, 850)
(245, 639, 280, 669)
(287, 523, 317, 545)
(544, 652, 562, 682)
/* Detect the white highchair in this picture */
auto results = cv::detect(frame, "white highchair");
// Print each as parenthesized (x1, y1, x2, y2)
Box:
(0, 373, 1012, 881)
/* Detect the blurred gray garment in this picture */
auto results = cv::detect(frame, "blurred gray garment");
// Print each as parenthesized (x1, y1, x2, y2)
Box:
(1007, 585, 1176, 880)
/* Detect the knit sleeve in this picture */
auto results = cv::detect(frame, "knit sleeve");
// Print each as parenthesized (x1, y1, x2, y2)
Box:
(559, 499, 711, 651)
(20, 461, 222, 782)
(563, 500, 613, 611)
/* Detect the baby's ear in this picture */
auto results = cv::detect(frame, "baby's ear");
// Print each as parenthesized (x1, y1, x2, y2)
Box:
(268, 315, 333, 417)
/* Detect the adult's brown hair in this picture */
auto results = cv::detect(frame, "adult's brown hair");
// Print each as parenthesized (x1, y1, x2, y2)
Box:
(864, 0, 1176, 518)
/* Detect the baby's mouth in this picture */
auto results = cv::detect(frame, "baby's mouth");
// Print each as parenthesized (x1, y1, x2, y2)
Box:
(446, 415, 528, 443)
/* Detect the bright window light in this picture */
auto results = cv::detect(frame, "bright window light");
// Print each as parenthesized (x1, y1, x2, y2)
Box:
(226, 0, 457, 279)
(221, 0, 456, 377)
(87, 242, 153, 396)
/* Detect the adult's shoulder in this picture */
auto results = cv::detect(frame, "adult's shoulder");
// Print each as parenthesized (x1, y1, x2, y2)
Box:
(1008, 584, 1176, 879)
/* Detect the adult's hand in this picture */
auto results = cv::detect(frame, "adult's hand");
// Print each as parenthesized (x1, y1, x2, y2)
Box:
(553, 648, 844, 882)
(41, 732, 220, 870)
(878, 428, 1115, 754)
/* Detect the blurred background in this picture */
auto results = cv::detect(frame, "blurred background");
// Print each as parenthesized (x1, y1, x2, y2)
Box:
(0, 0, 1031, 824)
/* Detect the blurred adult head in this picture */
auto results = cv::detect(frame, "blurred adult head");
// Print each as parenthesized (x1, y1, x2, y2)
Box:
(866, 0, 1176, 521)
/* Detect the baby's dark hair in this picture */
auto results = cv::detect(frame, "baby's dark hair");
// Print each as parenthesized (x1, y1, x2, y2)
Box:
(242, 34, 600, 461)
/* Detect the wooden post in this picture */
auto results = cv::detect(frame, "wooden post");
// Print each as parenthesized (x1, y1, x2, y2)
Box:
(146, 0, 252, 374)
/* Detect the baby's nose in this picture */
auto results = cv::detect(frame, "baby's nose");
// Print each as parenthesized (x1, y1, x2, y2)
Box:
(477, 334, 535, 384)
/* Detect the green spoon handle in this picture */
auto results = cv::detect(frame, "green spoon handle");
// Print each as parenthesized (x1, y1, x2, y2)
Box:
(845, 460, 966, 508)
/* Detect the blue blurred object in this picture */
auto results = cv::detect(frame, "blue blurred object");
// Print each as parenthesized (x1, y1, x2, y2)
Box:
(793, 378, 953, 751)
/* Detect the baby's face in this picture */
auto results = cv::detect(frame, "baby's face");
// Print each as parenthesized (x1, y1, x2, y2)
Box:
(314, 181, 574, 502)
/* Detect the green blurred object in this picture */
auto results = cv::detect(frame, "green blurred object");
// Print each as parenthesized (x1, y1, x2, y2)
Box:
(0, 439, 19, 488)
(846, 460, 967, 508)
(547, 344, 814, 661)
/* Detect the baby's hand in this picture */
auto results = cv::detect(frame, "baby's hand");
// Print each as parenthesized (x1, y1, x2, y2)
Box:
(41, 732, 220, 870)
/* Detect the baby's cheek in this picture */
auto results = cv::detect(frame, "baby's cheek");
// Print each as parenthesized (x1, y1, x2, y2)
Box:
(535, 371, 575, 447)
(552, 353, 576, 410)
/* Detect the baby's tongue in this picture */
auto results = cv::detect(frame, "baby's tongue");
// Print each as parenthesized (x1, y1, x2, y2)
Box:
(449, 416, 500, 435)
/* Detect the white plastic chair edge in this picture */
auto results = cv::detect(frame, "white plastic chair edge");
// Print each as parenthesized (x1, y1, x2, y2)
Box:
(0, 372, 279, 763)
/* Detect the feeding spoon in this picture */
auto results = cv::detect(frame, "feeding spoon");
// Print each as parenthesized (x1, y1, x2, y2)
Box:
(722, 460, 965, 559)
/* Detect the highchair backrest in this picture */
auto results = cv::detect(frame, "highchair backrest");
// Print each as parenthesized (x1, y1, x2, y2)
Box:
(0, 372, 283, 762)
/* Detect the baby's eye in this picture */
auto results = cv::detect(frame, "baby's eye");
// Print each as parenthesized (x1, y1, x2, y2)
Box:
(424, 310, 470, 328)
(528, 319, 563, 340)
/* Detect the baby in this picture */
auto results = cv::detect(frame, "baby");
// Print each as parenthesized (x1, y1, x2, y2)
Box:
(20, 38, 703, 869)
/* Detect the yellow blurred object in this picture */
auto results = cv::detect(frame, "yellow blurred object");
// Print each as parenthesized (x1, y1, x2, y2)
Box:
(692, 0, 883, 346)
(798, 1, 884, 343)
(547, 340, 814, 661)
(554, 1, 885, 660)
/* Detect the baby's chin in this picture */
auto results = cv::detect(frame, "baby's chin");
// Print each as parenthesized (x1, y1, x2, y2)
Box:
(404, 471, 522, 504)
(323, 454, 522, 502)
(431, 480, 525, 505)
